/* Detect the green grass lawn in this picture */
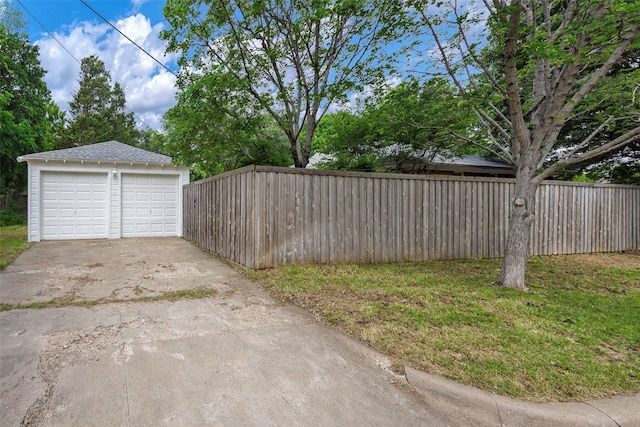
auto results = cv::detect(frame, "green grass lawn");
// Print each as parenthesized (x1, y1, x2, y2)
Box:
(252, 253, 640, 402)
(0, 225, 31, 270)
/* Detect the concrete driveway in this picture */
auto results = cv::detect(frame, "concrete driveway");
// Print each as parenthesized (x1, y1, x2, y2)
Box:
(1, 238, 441, 426)
(1, 238, 637, 426)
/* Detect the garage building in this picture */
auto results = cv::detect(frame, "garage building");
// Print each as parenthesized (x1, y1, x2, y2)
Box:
(18, 140, 189, 242)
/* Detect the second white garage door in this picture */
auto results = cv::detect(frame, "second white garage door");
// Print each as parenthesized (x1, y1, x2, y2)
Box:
(121, 174, 179, 237)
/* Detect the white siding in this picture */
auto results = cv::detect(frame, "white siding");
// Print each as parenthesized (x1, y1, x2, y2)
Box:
(110, 171, 121, 238)
(23, 160, 189, 242)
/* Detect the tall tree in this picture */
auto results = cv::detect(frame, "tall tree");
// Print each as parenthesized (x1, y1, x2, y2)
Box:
(314, 77, 476, 171)
(410, 0, 640, 290)
(164, 70, 292, 178)
(0, 3, 55, 205)
(61, 55, 138, 147)
(162, 0, 401, 168)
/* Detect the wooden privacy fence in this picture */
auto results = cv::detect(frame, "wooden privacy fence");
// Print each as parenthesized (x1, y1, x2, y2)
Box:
(183, 165, 640, 269)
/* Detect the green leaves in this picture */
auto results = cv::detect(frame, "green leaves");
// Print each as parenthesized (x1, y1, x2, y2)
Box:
(61, 55, 138, 148)
(164, 68, 292, 177)
(314, 77, 477, 171)
(0, 15, 54, 203)
(162, 0, 402, 168)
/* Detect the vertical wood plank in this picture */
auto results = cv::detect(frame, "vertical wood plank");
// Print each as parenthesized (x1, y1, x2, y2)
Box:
(380, 178, 389, 262)
(182, 169, 638, 268)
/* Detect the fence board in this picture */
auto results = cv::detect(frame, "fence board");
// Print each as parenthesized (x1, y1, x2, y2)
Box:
(182, 165, 640, 269)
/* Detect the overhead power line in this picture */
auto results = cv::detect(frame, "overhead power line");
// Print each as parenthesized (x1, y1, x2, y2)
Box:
(80, 0, 177, 78)
(14, 0, 81, 65)
(13, 0, 166, 130)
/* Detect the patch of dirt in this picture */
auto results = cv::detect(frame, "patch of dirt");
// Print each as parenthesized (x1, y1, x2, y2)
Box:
(157, 263, 177, 272)
(107, 283, 161, 300)
(86, 263, 103, 269)
(561, 252, 640, 270)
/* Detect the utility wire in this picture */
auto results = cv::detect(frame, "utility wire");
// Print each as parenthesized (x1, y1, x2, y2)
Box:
(13, 0, 158, 130)
(80, 0, 177, 78)
(14, 0, 81, 65)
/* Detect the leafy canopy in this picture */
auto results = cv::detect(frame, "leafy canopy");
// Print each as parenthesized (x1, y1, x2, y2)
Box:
(1, 4, 56, 203)
(164, 69, 292, 178)
(59, 55, 139, 148)
(314, 78, 477, 171)
(161, 0, 402, 168)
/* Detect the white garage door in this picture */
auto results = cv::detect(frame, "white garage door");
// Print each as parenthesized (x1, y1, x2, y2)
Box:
(121, 174, 179, 237)
(41, 172, 108, 240)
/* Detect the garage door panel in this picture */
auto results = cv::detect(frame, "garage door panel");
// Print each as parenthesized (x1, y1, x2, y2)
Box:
(150, 224, 164, 233)
(42, 190, 58, 201)
(58, 225, 74, 236)
(58, 208, 75, 219)
(76, 225, 91, 235)
(41, 172, 108, 240)
(51, 175, 73, 185)
(76, 207, 106, 219)
(121, 174, 179, 238)
(76, 191, 91, 201)
(59, 191, 75, 201)
(42, 225, 57, 235)
(42, 208, 58, 219)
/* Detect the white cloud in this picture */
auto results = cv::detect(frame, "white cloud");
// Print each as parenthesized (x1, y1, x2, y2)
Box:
(130, 0, 152, 10)
(35, 13, 177, 130)
(136, 111, 165, 130)
(329, 76, 402, 113)
(125, 70, 176, 112)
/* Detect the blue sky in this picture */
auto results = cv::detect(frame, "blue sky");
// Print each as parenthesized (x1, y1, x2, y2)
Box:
(12, 0, 431, 132)
(23, 1, 166, 38)
(14, 0, 177, 130)
(11, 1, 483, 132)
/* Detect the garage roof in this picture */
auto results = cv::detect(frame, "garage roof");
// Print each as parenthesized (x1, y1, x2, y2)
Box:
(18, 140, 172, 164)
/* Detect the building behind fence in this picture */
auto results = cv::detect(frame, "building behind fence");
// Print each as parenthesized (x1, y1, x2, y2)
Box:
(183, 165, 640, 269)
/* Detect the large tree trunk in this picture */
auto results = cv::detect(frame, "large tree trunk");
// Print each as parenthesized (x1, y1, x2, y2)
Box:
(291, 117, 316, 168)
(291, 145, 308, 168)
(498, 172, 538, 290)
(290, 133, 309, 168)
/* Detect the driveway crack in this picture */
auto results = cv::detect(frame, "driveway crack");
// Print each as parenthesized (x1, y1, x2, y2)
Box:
(120, 314, 132, 426)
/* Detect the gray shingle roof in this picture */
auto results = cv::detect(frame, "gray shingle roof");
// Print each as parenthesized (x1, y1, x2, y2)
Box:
(18, 140, 172, 164)
(429, 154, 512, 169)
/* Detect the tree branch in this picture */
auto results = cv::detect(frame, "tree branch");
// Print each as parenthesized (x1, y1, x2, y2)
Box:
(451, 6, 505, 96)
(501, 1, 529, 164)
(476, 108, 511, 143)
(449, 129, 514, 164)
(539, 125, 640, 180)
(551, 0, 578, 42)
(557, 23, 640, 122)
